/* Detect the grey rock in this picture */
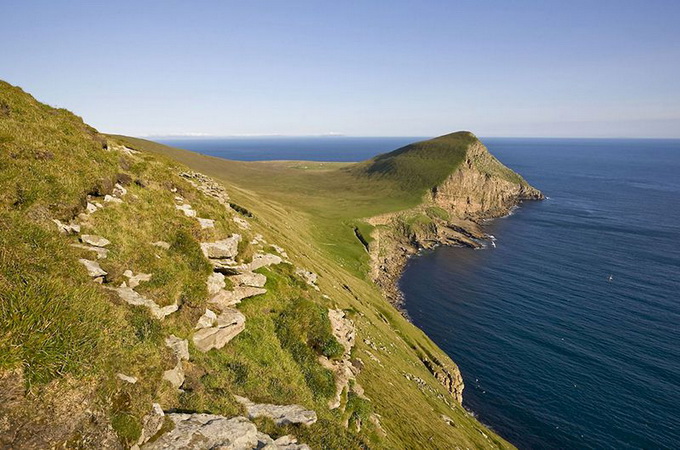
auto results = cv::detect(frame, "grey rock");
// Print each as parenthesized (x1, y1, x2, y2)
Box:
(175, 203, 196, 217)
(163, 365, 185, 389)
(233, 216, 250, 229)
(234, 396, 317, 426)
(201, 234, 241, 259)
(80, 234, 111, 247)
(209, 286, 266, 310)
(195, 308, 218, 329)
(295, 269, 318, 290)
(79, 258, 107, 278)
(207, 272, 226, 295)
(85, 202, 98, 214)
(229, 272, 267, 288)
(197, 217, 215, 229)
(165, 335, 190, 361)
(244, 253, 282, 271)
(116, 373, 138, 384)
(193, 308, 245, 352)
(142, 414, 257, 450)
(53, 219, 81, 234)
(111, 286, 178, 320)
(104, 194, 123, 203)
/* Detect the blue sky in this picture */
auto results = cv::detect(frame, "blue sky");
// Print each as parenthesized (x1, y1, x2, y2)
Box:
(2, 1, 679, 137)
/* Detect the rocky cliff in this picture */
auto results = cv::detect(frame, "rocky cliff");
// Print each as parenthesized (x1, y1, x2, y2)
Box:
(367, 135, 543, 311)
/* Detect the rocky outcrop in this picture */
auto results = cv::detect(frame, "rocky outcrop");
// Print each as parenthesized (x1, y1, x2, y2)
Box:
(209, 286, 266, 309)
(141, 413, 310, 450)
(193, 308, 246, 352)
(431, 141, 543, 219)
(111, 286, 178, 320)
(234, 396, 317, 426)
(319, 309, 363, 410)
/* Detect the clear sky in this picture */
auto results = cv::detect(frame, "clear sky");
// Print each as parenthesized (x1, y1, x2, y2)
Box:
(2, 1, 679, 138)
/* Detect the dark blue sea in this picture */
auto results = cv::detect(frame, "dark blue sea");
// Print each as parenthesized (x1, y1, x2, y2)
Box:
(157, 136, 680, 449)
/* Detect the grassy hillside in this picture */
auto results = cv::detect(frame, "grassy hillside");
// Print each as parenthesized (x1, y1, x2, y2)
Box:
(1, 81, 513, 448)
(347, 132, 475, 191)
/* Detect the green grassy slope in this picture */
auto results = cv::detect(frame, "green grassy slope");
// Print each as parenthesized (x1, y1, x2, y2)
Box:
(1, 81, 512, 448)
(347, 131, 474, 191)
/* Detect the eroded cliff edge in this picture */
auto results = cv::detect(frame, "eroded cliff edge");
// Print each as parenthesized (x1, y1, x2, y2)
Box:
(367, 135, 543, 308)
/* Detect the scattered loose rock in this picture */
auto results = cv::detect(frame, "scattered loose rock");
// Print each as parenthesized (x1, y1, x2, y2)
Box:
(78, 259, 107, 279)
(111, 286, 178, 320)
(201, 235, 241, 259)
(103, 194, 123, 204)
(53, 219, 80, 234)
(234, 396, 317, 426)
(163, 335, 189, 389)
(80, 234, 111, 247)
(295, 269, 319, 290)
(116, 373, 138, 384)
(197, 217, 215, 229)
(242, 253, 282, 271)
(175, 203, 196, 217)
(142, 415, 256, 450)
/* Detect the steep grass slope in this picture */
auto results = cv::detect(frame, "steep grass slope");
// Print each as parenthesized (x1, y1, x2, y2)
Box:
(1, 81, 513, 449)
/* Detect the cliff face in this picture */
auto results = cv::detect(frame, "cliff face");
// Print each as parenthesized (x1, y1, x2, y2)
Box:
(431, 141, 543, 220)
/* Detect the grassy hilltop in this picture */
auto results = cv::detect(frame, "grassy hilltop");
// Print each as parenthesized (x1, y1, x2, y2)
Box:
(0, 80, 533, 449)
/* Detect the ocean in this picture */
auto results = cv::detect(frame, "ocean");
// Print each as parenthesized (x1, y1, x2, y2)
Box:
(158, 136, 680, 449)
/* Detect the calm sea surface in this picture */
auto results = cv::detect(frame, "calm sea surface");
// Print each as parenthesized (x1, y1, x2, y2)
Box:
(157, 136, 680, 449)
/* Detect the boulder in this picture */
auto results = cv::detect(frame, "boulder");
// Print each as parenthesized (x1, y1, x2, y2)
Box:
(195, 309, 218, 329)
(193, 308, 245, 352)
(85, 202, 98, 214)
(209, 287, 266, 310)
(141, 415, 257, 450)
(116, 373, 138, 384)
(162, 366, 184, 390)
(111, 286, 178, 320)
(53, 219, 80, 234)
(197, 217, 215, 229)
(207, 272, 226, 295)
(234, 396, 317, 426)
(229, 272, 267, 288)
(80, 234, 111, 247)
(165, 335, 190, 361)
(201, 235, 241, 259)
(245, 253, 282, 271)
(103, 194, 123, 203)
(78, 259, 107, 278)
(175, 203, 196, 217)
